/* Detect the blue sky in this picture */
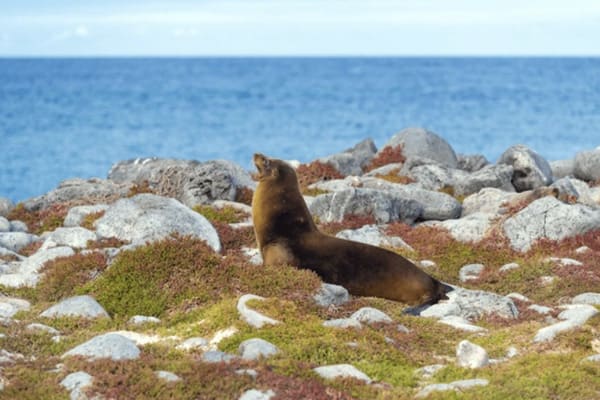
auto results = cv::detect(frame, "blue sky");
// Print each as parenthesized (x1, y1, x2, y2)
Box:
(1, 0, 600, 56)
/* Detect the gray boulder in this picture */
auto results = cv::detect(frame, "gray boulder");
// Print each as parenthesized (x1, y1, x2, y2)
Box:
(238, 338, 280, 360)
(534, 304, 598, 342)
(62, 332, 141, 360)
(550, 159, 575, 179)
(335, 224, 413, 251)
(0, 216, 10, 232)
(574, 148, 600, 181)
(201, 350, 237, 363)
(551, 177, 596, 206)
(461, 188, 517, 217)
(40, 295, 110, 319)
(425, 212, 494, 243)
(350, 307, 393, 324)
(497, 145, 553, 191)
(60, 371, 93, 400)
(571, 292, 600, 305)
(381, 127, 458, 168)
(454, 164, 515, 196)
(420, 287, 518, 320)
(323, 318, 362, 329)
(41, 227, 97, 250)
(0, 296, 31, 319)
(0, 232, 38, 252)
(239, 389, 275, 400)
(308, 188, 423, 224)
(457, 154, 489, 172)
(108, 158, 256, 208)
(9, 220, 28, 232)
(63, 204, 109, 227)
(313, 364, 372, 383)
(0, 197, 14, 217)
(416, 379, 489, 398)
(456, 340, 489, 369)
(313, 283, 350, 307)
(318, 138, 377, 176)
(95, 194, 220, 252)
(503, 196, 600, 252)
(155, 370, 182, 383)
(459, 264, 485, 282)
(23, 178, 131, 211)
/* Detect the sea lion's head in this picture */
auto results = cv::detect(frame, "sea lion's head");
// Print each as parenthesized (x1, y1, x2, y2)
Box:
(253, 153, 297, 183)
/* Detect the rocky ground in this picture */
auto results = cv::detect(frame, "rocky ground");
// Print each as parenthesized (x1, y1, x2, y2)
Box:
(1, 127, 599, 399)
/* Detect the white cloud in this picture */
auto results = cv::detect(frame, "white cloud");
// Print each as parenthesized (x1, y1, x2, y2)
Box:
(172, 27, 199, 37)
(52, 25, 90, 41)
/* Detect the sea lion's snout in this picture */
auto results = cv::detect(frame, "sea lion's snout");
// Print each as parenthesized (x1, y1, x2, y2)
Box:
(253, 153, 271, 177)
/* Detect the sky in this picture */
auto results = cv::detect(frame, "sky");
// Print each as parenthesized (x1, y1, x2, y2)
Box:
(1, 0, 600, 56)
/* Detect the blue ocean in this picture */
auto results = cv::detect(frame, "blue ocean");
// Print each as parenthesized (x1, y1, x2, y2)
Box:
(1, 57, 599, 202)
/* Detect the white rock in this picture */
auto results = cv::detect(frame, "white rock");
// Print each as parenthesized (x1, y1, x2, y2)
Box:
(575, 246, 591, 254)
(415, 364, 445, 379)
(428, 212, 494, 243)
(26, 323, 60, 335)
(60, 371, 93, 400)
(540, 276, 556, 286)
(499, 262, 520, 272)
(62, 333, 141, 361)
(201, 350, 237, 363)
(40, 295, 109, 319)
(459, 264, 485, 282)
(584, 354, 600, 362)
(506, 293, 530, 302)
(241, 247, 263, 266)
(155, 370, 182, 382)
(528, 304, 553, 315)
(239, 389, 275, 400)
(323, 318, 362, 329)
(456, 340, 489, 369)
(350, 307, 393, 324)
(95, 194, 221, 252)
(416, 379, 489, 398)
(438, 316, 487, 332)
(177, 337, 209, 351)
(64, 204, 110, 227)
(336, 224, 413, 251)
(128, 315, 161, 325)
(534, 304, 599, 342)
(9, 220, 28, 232)
(238, 338, 280, 360)
(571, 293, 600, 305)
(421, 287, 518, 320)
(313, 283, 350, 307)
(0, 216, 10, 232)
(237, 294, 280, 328)
(419, 260, 436, 269)
(41, 227, 97, 250)
(0, 231, 38, 252)
(546, 257, 583, 267)
(0, 296, 31, 318)
(313, 364, 372, 384)
(0, 246, 75, 287)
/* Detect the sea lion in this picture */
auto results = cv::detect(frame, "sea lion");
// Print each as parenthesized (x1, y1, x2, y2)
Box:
(252, 153, 452, 307)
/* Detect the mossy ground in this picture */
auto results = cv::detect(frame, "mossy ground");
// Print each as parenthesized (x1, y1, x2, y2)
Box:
(2, 201, 600, 399)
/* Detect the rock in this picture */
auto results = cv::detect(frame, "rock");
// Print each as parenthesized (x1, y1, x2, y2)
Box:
(574, 148, 600, 181)
(10, 220, 28, 232)
(236, 369, 259, 379)
(415, 364, 445, 379)
(177, 337, 209, 351)
(381, 127, 458, 168)
(26, 323, 60, 335)
(318, 138, 377, 176)
(419, 260, 436, 269)
(0, 197, 15, 217)
(438, 316, 487, 332)
(420, 287, 518, 320)
(551, 177, 596, 205)
(416, 379, 489, 398)
(155, 370, 182, 382)
(584, 354, 600, 362)
(456, 340, 489, 369)
(63, 333, 141, 361)
(60, 371, 93, 400)
(540, 276, 556, 286)
(528, 304, 553, 315)
(241, 247, 263, 266)
(0, 349, 25, 364)
(313, 364, 372, 384)
(0, 296, 31, 319)
(499, 262, 520, 272)
(503, 196, 600, 252)
(0, 232, 38, 252)
(128, 315, 161, 325)
(571, 293, 600, 305)
(507, 293, 530, 302)
(336, 224, 413, 251)
(23, 178, 131, 211)
(0, 246, 75, 287)
(239, 389, 275, 400)
(461, 188, 517, 217)
(323, 318, 362, 329)
(546, 257, 583, 267)
(63, 204, 110, 227)
(238, 338, 280, 360)
(201, 350, 237, 363)
(40, 295, 110, 319)
(459, 264, 485, 282)
(457, 154, 489, 172)
(309, 188, 423, 224)
(313, 283, 350, 307)
(427, 212, 493, 243)
(237, 294, 280, 328)
(350, 307, 393, 324)
(534, 304, 599, 342)
(108, 158, 256, 207)
(0, 216, 10, 232)
(498, 144, 553, 191)
(575, 246, 591, 254)
(41, 227, 97, 250)
(550, 159, 575, 179)
(95, 194, 221, 252)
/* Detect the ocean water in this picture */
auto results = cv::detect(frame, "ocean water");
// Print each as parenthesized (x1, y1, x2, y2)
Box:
(1, 57, 599, 202)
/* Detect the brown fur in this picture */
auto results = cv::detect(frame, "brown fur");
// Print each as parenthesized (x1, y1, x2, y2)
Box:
(252, 153, 452, 306)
